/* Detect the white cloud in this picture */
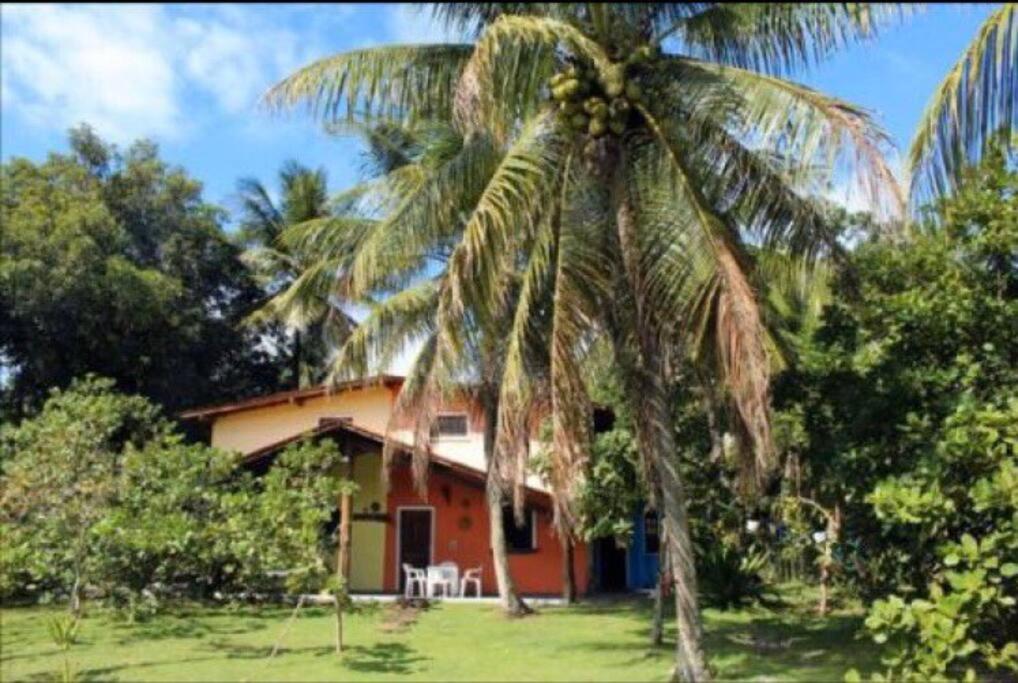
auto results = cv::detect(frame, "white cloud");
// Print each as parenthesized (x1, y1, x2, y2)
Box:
(0, 4, 311, 142)
(1, 4, 181, 141)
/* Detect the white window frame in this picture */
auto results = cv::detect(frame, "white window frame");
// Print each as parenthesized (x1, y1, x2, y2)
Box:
(394, 506, 436, 588)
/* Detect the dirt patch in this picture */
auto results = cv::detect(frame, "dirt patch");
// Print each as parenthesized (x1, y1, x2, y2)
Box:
(378, 598, 430, 634)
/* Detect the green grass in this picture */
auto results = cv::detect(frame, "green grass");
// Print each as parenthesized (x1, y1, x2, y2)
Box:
(2, 588, 877, 681)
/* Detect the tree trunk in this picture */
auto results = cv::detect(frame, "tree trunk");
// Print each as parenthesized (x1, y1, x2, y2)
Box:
(611, 169, 711, 682)
(69, 574, 82, 618)
(483, 397, 532, 616)
(562, 536, 577, 604)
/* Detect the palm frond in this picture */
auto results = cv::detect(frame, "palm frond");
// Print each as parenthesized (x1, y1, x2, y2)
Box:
(636, 103, 775, 488)
(908, 4, 1017, 206)
(670, 57, 904, 222)
(668, 3, 913, 76)
(445, 112, 566, 324)
(264, 44, 475, 125)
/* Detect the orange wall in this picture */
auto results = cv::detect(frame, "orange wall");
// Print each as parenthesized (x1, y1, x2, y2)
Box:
(382, 464, 589, 596)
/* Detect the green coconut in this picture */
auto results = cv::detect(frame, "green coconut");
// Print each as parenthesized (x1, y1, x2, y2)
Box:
(588, 118, 607, 138)
(571, 113, 590, 131)
(561, 78, 581, 97)
(560, 100, 581, 115)
(624, 81, 643, 102)
(583, 96, 606, 115)
(608, 119, 627, 136)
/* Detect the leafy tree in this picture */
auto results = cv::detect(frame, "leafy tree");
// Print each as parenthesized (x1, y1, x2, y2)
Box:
(858, 401, 1018, 681)
(0, 376, 166, 613)
(268, 7, 905, 677)
(1, 376, 355, 641)
(237, 161, 351, 388)
(775, 150, 1017, 678)
(0, 125, 287, 418)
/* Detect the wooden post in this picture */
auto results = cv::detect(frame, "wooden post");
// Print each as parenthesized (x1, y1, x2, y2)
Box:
(334, 458, 353, 654)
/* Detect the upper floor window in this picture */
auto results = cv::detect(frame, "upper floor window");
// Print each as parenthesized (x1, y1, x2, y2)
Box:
(430, 413, 469, 439)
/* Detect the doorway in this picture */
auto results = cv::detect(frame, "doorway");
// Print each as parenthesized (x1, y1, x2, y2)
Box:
(397, 507, 433, 592)
(595, 537, 628, 592)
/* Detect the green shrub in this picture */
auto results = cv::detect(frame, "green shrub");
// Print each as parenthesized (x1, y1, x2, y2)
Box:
(697, 544, 770, 609)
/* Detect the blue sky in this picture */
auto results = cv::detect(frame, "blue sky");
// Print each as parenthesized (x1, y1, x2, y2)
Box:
(0, 3, 998, 221)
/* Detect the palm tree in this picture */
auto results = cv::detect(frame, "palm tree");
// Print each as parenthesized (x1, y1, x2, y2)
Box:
(908, 3, 1016, 208)
(266, 5, 904, 679)
(237, 161, 349, 388)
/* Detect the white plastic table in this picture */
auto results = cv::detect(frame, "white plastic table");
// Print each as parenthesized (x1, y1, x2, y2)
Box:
(426, 564, 458, 597)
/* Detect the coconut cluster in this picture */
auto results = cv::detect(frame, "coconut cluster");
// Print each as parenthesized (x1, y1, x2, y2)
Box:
(549, 43, 660, 149)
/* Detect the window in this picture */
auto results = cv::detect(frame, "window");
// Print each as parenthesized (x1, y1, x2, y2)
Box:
(430, 413, 469, 439)
(501, 506, 536, 552)
(644, 510, 660, 554)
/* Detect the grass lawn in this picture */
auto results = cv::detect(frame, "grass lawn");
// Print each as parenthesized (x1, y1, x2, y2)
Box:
(2, 587, 877, 681)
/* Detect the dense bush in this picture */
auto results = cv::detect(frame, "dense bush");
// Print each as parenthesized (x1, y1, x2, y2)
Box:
(775, 150, 1017, 679)
(0, 376, 351, 618)
(858, 401, 1018, 680)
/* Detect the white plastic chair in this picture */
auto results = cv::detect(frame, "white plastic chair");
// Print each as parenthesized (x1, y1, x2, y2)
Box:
(403, 563, 427, 599)
(460, 567, 482, 598)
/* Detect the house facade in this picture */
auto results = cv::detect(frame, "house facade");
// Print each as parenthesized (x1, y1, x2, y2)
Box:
(181, 376, 591, 596)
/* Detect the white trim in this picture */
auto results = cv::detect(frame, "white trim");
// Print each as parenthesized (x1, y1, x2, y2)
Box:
(395, 506, 436, 589)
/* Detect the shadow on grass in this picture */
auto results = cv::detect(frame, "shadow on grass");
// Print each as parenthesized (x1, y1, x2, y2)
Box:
(343, 643, 429, 674)
(20, 655, 227, 682)
(113, 613, 269, 645)
(703, 612, 870, 681)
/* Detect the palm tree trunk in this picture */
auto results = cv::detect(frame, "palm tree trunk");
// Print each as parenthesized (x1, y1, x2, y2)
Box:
(651, 534, 669, 646)
(632, 373, 711, 682)
(611, 167, 711, 682)
(482, 396, 532, 616)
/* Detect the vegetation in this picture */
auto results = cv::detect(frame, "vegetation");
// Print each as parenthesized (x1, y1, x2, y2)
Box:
(237, 161, 351, 389)
(0, 3, 1015, 682)
(0, 378, 355, 637)
(266, 6, 911, 677)
(775, 149, 1018, 679)
(0, 126, 289, 419)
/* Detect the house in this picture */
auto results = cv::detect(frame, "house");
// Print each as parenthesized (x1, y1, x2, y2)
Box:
(181, 375, 595, 597)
